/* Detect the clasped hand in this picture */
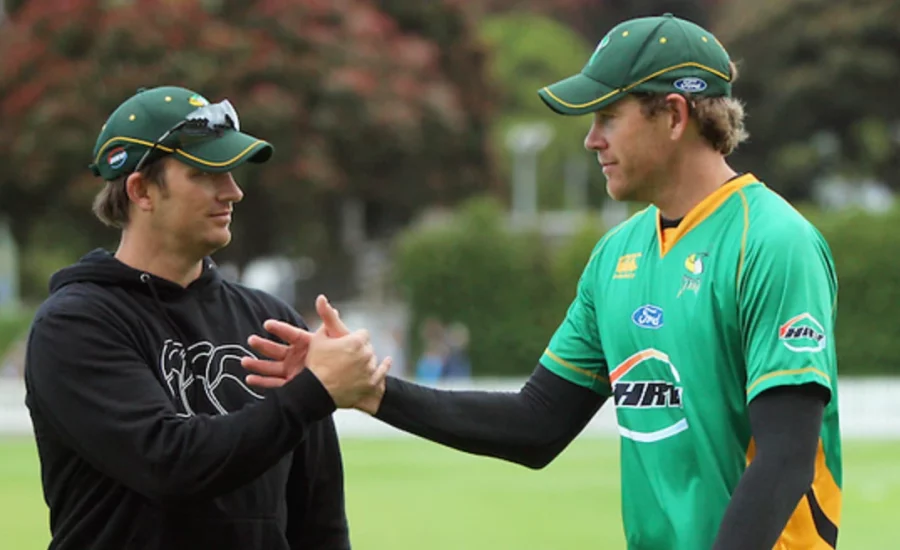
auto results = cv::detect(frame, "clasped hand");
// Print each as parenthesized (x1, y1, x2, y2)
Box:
(240, 295, 390, 412)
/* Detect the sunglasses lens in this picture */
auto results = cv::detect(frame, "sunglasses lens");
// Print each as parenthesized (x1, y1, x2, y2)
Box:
(184, 100, 240, 135)
(219, 100, 240, 132)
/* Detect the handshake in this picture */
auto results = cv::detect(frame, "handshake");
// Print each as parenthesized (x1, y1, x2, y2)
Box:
(240, 295, 391, 414)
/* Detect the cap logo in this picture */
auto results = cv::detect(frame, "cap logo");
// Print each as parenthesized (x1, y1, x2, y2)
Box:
(673, 77, 708, 93)
(589, 34, 611, 65)
(189, 94, 209, 107)
(107, 147, 128, 169)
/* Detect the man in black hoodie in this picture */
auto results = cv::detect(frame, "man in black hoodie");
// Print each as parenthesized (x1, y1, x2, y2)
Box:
(24, 86, 389, 550)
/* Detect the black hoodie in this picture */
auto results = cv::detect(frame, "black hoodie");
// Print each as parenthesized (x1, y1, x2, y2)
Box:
(24, 249, 350, 550)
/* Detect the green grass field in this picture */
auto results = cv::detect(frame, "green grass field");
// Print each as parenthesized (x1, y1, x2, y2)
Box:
(3, 436, 899, 549)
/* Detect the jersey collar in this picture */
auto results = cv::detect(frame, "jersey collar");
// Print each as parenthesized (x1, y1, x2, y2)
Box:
(655, 173, 759, 257)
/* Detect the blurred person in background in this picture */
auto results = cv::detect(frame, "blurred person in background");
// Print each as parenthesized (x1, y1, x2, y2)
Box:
(386, 325, 408, 379)
(441, 322, 472, 382)
(23, 86, 388, 550)
(414, 317, 449, 384)
(244, 13, 841, 550)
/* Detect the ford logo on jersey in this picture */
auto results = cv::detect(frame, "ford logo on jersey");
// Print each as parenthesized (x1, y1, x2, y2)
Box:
(632, 305, 664, 329)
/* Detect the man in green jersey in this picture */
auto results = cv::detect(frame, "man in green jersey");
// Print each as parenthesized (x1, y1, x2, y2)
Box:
(242, 13, 842, 550)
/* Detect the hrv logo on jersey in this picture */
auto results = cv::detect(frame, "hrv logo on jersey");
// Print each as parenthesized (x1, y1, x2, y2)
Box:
(610, 349, 688, 443)
(779, 312, 827, 352)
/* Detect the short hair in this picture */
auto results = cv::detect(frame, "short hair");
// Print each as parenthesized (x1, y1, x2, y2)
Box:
(633, 61, 749, 156)
(91, 159, 167, 229)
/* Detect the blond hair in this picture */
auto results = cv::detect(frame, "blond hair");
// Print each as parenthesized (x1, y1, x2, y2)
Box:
(635, 61, 749, 155)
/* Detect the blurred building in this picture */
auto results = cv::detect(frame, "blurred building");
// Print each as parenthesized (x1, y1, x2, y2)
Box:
(813, 176, 895, 213)
(0, 218, 19, 311)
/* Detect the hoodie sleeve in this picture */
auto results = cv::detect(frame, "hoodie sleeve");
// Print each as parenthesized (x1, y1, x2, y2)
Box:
(279, 309, 350, 549)
(285, 416, 350, 549)
(25, 299, 337, 504)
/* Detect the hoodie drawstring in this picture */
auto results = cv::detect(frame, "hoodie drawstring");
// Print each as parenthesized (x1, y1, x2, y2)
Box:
(140, 273, 200, 413)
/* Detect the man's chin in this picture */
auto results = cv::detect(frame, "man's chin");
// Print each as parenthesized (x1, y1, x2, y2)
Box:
(606, 178, 651, 204)
(606, 180, 631, 202)
(201, 232, 232, 256)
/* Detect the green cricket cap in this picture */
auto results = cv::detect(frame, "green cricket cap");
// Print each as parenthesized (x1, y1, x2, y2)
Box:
(538, 13, 733, 116)
(90, 86, 273, 181)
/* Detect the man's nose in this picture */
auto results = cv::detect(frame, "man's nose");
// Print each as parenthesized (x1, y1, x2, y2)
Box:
(584, 120, 608, 152)
(219, 173, 244, 203)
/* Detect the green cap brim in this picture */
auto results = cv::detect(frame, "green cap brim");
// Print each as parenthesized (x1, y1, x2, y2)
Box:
(175, 131, 273, 173)
(538, 73, 622, 116)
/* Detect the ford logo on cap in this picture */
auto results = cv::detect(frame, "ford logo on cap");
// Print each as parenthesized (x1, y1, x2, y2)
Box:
(632, 305, 664, 329)
(673, 77, 708, 93)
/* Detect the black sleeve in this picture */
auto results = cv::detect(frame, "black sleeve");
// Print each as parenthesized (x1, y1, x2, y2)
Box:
(282, 309, 350, 550)
(25, 304, 336, 504)
(285, 416, 350, 550)
(711, 384, 829, 550)
(374, 364, 607, 469)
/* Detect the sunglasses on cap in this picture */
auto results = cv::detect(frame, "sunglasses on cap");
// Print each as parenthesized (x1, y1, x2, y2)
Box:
(133, 99, 241, 173)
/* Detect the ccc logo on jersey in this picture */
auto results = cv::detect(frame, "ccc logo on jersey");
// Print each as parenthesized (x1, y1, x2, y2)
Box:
(614, 252, 642, 280)
(610, 349, 688, 443)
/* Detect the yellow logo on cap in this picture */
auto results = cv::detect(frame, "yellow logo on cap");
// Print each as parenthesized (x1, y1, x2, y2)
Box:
(188, 94, 209, 107)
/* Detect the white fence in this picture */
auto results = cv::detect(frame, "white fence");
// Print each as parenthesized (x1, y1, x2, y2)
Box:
(2, 377, 899, 440)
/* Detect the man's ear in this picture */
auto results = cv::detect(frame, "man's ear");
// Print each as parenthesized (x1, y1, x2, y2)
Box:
(664, 93, 692, 141)
(125, 171, 155, 213)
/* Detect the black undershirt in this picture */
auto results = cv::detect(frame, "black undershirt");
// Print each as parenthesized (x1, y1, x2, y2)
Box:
(712, 383, 834, 549)
(660, 216, 682, 229)
(659, 172, 746, 229)
(375, 365, 830, 549)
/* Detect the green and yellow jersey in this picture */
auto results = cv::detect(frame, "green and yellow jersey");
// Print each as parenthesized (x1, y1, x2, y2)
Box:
(540, 174, 841, 550)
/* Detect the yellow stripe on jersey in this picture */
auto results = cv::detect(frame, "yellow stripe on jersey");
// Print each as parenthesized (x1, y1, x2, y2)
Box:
(542, 348, 609, 382)
(736, 189, 751, 295)
(656, 173, 758, 257)
(746, 367, 832, 396)
(746, 439, 841, 549)
(660, 227, 678, 249)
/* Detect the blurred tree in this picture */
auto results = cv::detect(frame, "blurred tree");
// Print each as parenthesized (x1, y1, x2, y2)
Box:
(714, 0, 900, 199)
(1, 0, 26, 16)
(0, 0, 498, 299)
(478, 13, 604, 211)
(470, 0, 720, 43)
(394, 196, 565, 377)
